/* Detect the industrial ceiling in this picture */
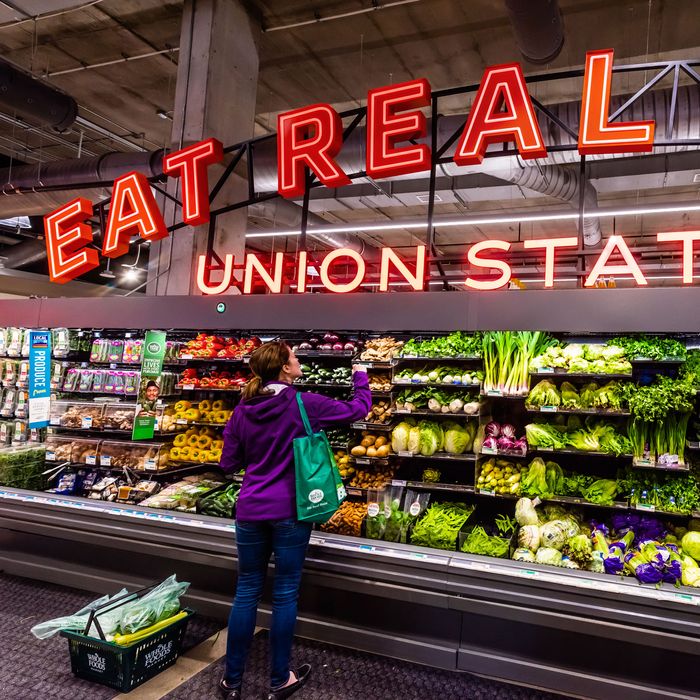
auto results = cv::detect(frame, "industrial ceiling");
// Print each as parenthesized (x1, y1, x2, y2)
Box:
(0, 0, 698, 294)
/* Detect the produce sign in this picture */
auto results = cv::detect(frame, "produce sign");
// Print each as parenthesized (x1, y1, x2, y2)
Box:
(132, 331, 167, 441)
(28, 330, 51, 428)
(43, 48, 700, 292)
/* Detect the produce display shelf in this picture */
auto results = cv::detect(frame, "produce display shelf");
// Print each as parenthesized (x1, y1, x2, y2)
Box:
(350, 421, 393, 431)
(395, 410, 480, 419)
(479, 392, 528, 399)
(395, 451, 477, 463)
(165, 460, 225, 473)
(176, 385, 242, 392)
(631, 459, 690, 472)
(89, 360, 187, 368)
(294, 382, 352, 389)
(355, 361, 397, 369)
(631, 357, 685, 364)
(530, 448, 632, 458)
(294, 351, 354, 358)
(48, 426, 135, 437)
(394, 381, 481, 389)
(478, 450, 529, 460)
(43, 460, 201, 479)
(530, 371, 633, 379)
(370, 390, 393, 397)
(178, 355, 250, 363)
(631, 503, 694, 517)
(473, 488, 630, 511)
(395, 355, 482, 362)
(169, 421, 227, 428)
(392, 479, 474, 494)
(524, 407, 630, 416)
(351, 456, 391, 467)
(330, 442, 351, 450)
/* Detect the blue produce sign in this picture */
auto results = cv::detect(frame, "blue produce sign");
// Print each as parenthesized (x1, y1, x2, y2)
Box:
(29, 330, 51, 428)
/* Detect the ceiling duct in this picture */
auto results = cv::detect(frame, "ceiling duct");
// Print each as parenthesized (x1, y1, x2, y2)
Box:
(503, 0, 564, 65)
(0, 58, 78, 131)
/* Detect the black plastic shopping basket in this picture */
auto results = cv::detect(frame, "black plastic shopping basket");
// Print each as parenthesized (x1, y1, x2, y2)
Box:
(59, 583, 194, 692)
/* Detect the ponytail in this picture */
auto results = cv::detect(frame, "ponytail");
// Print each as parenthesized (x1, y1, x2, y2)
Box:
(242, 376, 263, 401)
(241, 341, 291, 400)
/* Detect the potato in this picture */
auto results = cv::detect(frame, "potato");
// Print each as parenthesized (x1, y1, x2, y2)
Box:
(366, 446, 378, 458)
(375, 445, 390, 457)
(351, 445, 367, 456)
(360, 437, 374, 448)
(374, 436, 388, 448)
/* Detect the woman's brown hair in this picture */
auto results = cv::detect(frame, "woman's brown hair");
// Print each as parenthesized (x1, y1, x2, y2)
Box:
(242, 341, 291, 400)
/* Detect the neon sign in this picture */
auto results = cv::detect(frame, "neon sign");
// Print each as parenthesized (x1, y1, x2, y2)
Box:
(43, 49, 676, 285)
(194, 232, 700, 295)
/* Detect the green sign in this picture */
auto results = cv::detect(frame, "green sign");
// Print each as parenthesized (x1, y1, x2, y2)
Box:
(132, 330, 167, 441)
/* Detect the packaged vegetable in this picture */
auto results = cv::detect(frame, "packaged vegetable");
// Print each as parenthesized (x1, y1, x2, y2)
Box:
(365, 488, 386, 540)
(512, 548, 536, 562)
(515, 497, 539, 526)
(535, 547, 563, 566)
(539, 520, 569, 550)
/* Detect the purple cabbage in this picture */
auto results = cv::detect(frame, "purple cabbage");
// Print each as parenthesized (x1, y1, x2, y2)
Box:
(497, 436, 514, 451)
(485, 422, 501, 438)
(500, 423, 516, 439)
(482, 436, 498, 450)
(513, 438, 528, 455)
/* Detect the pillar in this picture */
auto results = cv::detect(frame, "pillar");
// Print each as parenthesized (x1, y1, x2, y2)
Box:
(148, 0, 259, 295)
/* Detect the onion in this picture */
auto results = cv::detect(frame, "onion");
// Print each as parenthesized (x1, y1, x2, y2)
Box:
(298, 342, 312, 350)
(501, 424, 516, 439)
(344, 342, 356, 352)
(309, 337, 320, 346)
(485, 421, 501, 438)
(497, 436, 514, 451)
(332, 343, 344, 352)
(483, 436, 498, 450)
(324, 333, 340, 343)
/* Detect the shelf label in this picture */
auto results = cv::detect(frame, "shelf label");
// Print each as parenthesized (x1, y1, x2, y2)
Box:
(481, 447, 497, 455)
(182, 384, 195, 391)
(144, 459, 157, 471)
(479, 489, 496, 496)
(397, 451, 414, 458)
(391, 479, 407, 487)
(633, 458, 654, 467)
(486, 390, 502, 396)
(636, 503, 656, 512)
(175, 419, 188, 425)
(50, 417, 61, 426)
(180, 354, 193, 360)
(46, 451, 56, 461)
(101, 455, 112, 467)
(540, 406, 558, 413)
(538, 367, 555, 374)
(85, 455, 96, 466)
(355, 458, 370, 465)
(81, 416, 93, 429)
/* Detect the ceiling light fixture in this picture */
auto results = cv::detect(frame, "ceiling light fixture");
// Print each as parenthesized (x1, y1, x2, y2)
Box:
(156, 109, 173, 121)
(245, 201, 700, 239)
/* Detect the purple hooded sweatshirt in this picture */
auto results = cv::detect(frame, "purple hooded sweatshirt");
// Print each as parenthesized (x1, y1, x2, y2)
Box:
(220, 372, 371, 521)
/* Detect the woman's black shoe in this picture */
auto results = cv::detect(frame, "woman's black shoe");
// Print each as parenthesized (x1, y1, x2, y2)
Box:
(265, 664, 312, 699)
(219, 678, 242, 699)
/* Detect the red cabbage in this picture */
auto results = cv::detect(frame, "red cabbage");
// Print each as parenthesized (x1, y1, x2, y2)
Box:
(497, 436, 514, 451)
(501, 424, 516, 439)
(513, 438, 528, 455)
(483, 436, 498, 450)
(485, 422, 501, 438)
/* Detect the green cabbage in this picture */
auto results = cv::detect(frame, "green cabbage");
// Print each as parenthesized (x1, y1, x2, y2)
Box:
(391, 421, 412, 452)
(443, 422, 470, 454)
(418, 421, 442, 456)
(535, 547, 563, 566)
(515, 497, 539, 526)
(682, 531, 700, 560)
(408, 425, 421, 453)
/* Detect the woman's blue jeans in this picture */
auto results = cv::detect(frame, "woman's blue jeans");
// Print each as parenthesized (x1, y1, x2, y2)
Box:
(225, 518, 312, 689)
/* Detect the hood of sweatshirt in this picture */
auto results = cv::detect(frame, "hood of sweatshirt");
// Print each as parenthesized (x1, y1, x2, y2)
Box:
(236, 385, 297, 424)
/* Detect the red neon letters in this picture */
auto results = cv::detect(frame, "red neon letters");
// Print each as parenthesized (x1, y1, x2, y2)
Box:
(465, 240, 512, 290)
(102, 172, 168, 258)
(380, 245, 426, 291)
(523, 237, 579, 288)
(584, 235, 647, 287)
(44, 197, 99, 284)
(277, 104, 351, 198)
(579, 49, 655, 155)
(163, 138, 223, 226)
(366, 79, 431, 180)
(656, 230, 700, 284)
(454, 63, 547, 165)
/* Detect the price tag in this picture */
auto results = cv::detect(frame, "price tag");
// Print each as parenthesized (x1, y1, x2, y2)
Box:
(144, 459, 157, 471)
(636, 503, 656, 512)
(486, 390, 502, 396)
(539, 447, 554, 452)
(46, 451, 56, 462)
(538, 367, 555, 374)
(101, 455, 112, 467)
(540, 406, 558, 413)
(180, 354, 193, 360)
(479, 489, 496, 496)
(396, 409, 410, 414)
(355, 458, 370, 466)
(81, 416, 93, 429)
(391, 479, 407, 487)
(175, 419, 188, 425)
(394, 378, 410, 384)
(397, 451, 414, 457)
(182, 384, 195, 391)
(85, 455, 96, 466)
(481, 447, 497, 455)
(50, 417, 61, 426)
(402, 354, 417, 359)
(243, 357, 250, 364)
(633, 458, 654, 467)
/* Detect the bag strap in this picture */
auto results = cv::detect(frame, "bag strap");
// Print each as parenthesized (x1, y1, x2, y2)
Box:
(296, 392, 313, 437)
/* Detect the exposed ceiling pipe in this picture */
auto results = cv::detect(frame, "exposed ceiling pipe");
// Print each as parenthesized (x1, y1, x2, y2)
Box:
(503, 0, 564, 65)
(0, 58, 78, 131)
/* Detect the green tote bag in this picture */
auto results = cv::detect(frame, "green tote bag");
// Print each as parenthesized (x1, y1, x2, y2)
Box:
(293, 392, 346, 523)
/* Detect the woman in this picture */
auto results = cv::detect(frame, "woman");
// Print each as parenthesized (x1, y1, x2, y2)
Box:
(219, 341, 371, 700)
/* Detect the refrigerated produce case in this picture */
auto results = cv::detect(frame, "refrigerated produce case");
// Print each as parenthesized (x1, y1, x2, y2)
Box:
(2, 290, 700, 700)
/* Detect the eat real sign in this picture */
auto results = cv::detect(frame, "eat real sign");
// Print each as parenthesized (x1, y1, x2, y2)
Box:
(45, 49, 661, 285)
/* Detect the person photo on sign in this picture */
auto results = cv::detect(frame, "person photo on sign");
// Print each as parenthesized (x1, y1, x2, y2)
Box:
(218, 341, 371, 700)
(137, 380, 160, 417)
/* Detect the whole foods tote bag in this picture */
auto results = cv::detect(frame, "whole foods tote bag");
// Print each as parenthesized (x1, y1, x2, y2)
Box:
(293, 393, 346, 523)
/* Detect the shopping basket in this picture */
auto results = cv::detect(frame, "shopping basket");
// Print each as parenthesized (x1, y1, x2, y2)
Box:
(59, 583, 194, 692)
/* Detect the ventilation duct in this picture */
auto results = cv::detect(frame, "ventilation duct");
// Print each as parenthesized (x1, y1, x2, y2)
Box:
(0, 58, 78, 131)
(504, 0, 564, 65)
